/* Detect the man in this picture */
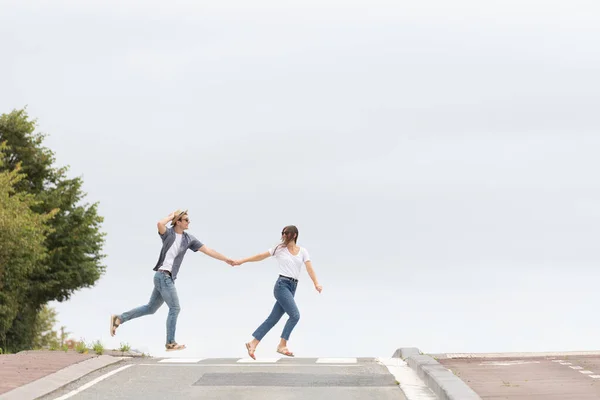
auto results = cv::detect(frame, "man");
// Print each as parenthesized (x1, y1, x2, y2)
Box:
(110, 209, 233, 351)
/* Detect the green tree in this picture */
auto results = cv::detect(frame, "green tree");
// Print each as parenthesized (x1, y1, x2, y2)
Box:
(32, 305, 62, 349)
(0, 109, 106, 352)
(0, 143, 55, 350)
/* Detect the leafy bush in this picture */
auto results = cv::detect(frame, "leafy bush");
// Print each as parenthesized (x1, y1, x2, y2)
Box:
(75, 339, 88, 354)
(118, 342, 131, 352)
(92, 340, 104, 355)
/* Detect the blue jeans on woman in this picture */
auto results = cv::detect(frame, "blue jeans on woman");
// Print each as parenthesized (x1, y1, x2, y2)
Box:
(118, 271, 181, 344)
(253, 276, 300, 341)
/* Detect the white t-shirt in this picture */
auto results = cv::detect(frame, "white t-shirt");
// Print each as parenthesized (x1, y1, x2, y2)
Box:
(160, 233, 183, 273)
(268, 245, 310, 280)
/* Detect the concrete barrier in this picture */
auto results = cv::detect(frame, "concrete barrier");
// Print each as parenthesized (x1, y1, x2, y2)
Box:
(393, 348, 482, 400)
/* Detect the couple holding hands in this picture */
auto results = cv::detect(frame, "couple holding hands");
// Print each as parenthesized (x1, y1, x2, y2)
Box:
(110, 209, 322, 358)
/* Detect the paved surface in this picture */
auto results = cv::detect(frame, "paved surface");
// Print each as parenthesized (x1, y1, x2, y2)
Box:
(437, 352, 600, 399)
(0, 351, 96, 395)
(42, 357, 409, 400)
(10, 349, 600, 399)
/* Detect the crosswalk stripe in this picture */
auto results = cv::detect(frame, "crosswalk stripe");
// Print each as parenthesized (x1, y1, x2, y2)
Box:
(316, 358, 357, 364)
(153, 357, 368, 365)
(377, 357, 437, 400)
(237, 358, 281, 363)
(159, 358, 204, 363)
(140, 363, 363, 368)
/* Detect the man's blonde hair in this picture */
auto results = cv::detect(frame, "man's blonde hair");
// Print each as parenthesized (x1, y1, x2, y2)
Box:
(171, 209, 188, 225)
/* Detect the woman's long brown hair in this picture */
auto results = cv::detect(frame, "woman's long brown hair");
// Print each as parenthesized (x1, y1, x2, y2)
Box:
(272, 225, 299, 255)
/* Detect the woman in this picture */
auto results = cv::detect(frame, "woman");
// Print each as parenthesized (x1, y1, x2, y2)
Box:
(234, 225, 322, 359)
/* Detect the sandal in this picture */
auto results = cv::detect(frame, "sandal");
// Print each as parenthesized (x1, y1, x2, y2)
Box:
(276, 347, 294, 357)
(245, 342, 256, 360)
(166, 342, 186, 351)
(110, 315, 120, 337)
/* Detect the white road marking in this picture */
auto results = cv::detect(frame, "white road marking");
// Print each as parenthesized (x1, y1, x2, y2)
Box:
(479, 360, 540, 366)
(237, 358, 280, 363)
(53, 365, 133, 400)
(316, 358, 357, 364)
(139, 363, 361, 367)
(580, 370, 594, 375)
(559, 362, 572, 365)
(589, 375, 600, 379)
(569, 366, 583, 370)
(377, 358, 437, 400)
(552, 360, 564, 363)
(158, 358, 204, 363)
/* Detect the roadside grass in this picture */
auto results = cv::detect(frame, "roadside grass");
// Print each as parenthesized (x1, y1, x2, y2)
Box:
(75, 339, 89, 354)
(3, 339, 148, 357)
(92, 340, 104, 355)
(118, 342, 131, 353)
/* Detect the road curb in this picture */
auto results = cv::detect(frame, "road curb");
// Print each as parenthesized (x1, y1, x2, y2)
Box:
(0, 355, 128, 400)
(393, 348, 482, 400)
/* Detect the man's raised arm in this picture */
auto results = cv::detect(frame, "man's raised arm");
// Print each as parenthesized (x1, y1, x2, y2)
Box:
(157, 211, 176, 235)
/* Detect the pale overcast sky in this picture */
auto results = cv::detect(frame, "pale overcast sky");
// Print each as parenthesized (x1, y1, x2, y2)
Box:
(1, 0, 599, 358)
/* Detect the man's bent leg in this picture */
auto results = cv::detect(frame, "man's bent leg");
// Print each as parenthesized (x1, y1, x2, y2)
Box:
(118, 273, 165, 323)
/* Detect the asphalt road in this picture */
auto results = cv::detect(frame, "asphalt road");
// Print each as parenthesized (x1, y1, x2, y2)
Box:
(43, 357, 408, 400)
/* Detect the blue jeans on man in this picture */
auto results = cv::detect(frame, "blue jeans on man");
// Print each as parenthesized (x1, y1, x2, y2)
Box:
(118, 271, 181, 344)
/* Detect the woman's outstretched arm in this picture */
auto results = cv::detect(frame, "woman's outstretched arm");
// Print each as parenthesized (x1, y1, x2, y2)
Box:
(233, 251, 271, 266)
